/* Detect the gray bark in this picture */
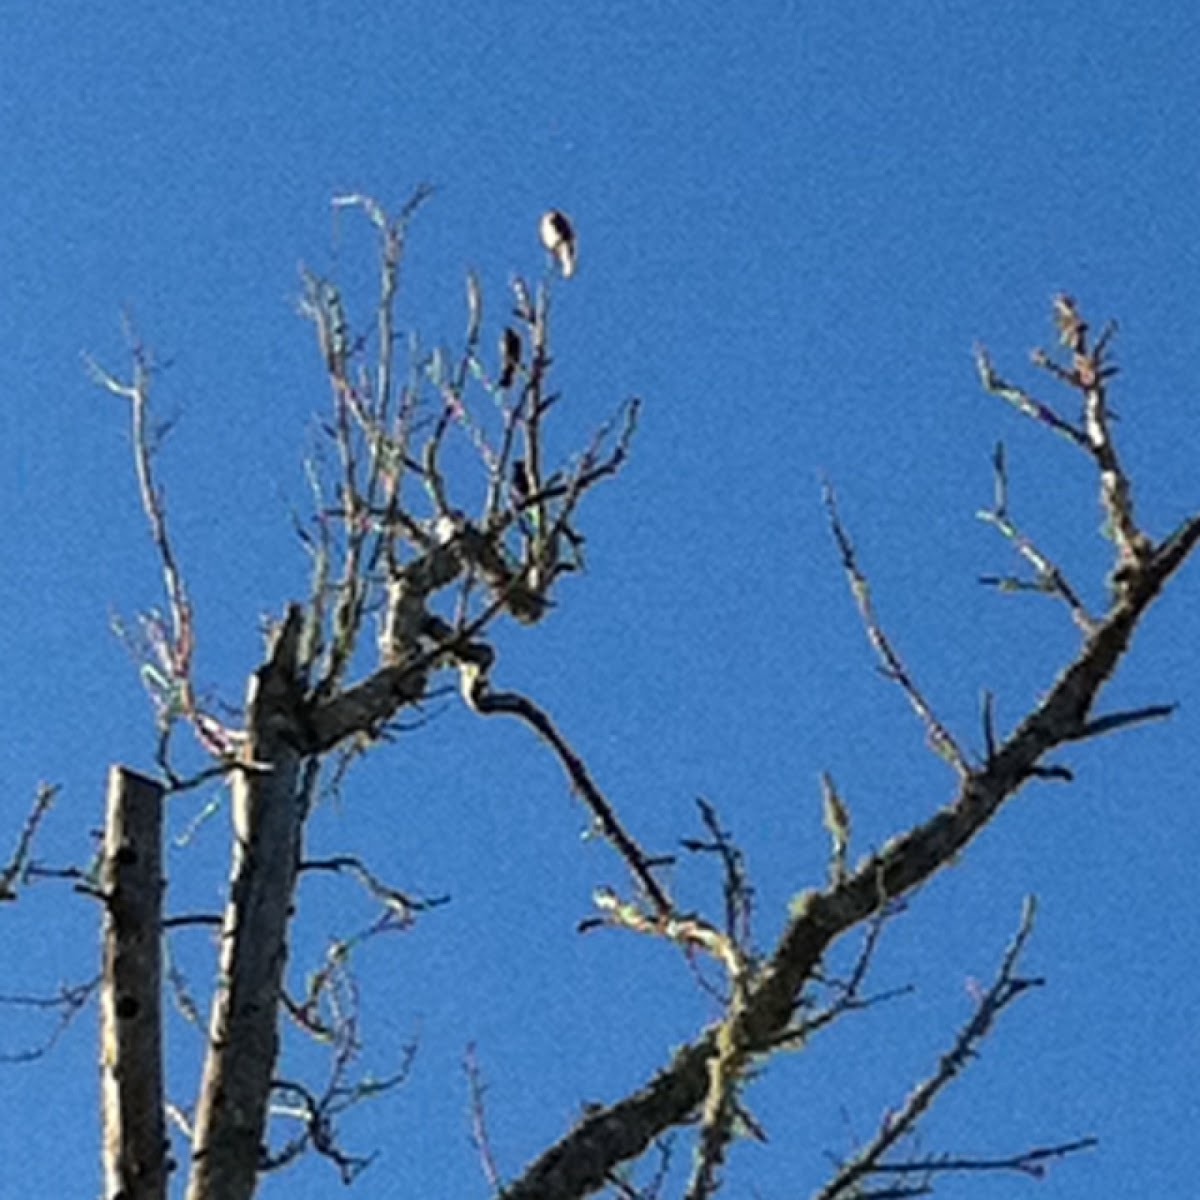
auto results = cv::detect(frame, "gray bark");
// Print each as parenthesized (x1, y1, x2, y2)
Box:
(186, 607, 310, 1200)
(100, 765, 167, 1200)
(503, 518, 1200, 1199)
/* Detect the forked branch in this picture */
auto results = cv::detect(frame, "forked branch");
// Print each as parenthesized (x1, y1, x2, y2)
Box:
(501, 300, 1200, 1200)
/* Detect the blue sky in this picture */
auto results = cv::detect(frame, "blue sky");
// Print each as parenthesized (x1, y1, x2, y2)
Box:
(2, 3, 1198, 1196)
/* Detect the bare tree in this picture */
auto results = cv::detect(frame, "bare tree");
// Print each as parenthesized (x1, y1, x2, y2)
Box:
(3, 198, 1196, 1199)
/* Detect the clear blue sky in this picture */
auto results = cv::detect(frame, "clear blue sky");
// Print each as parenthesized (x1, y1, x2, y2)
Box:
(2, 3, 1198, 1196)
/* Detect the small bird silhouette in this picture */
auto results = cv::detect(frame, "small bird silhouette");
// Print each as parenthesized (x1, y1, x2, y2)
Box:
(498, 326, 521, 388)
(539, 209, 577, 278)
(511, 458, 532, 506)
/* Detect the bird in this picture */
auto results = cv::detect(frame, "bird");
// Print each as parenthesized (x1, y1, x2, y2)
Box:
(511, 458, 532, 506)
(539, 209, 577, 278)
(498, 326, 521, 388)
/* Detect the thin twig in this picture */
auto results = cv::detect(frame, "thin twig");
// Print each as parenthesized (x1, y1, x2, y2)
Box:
(974, 345, 1088, 448)
(822, 482, 969, 775)
(86, 338, 238, 760)
(465, 1043, 505, 1193)
(300, 854, 449, 922)
(0, 783, 58, 901)
(773, 902, 908, 1050)
(871, 1135, 1098, 1180)
(0, 977, 100, 1064)
(1049, 296, 1149, 575)
(813, 898, 1042, 1200)
(1069, 704, 1175, 741)
(976, 442, 1095, 633)
(680, 798, 755, 951)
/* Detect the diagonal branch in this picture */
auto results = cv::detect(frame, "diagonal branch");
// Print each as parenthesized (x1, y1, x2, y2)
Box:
(459, 665, 673, 919)
(813, 897, 1041, 1199)
(0, 782, 58, 901)
(976, 442, 1095, 633)
(823, 483, 969, 775)
(500, 501, 1200, 1200)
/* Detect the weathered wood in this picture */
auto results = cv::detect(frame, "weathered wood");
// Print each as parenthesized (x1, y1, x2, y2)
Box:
(100, 764, 167, 1200)
(186, 607, 310, 1200)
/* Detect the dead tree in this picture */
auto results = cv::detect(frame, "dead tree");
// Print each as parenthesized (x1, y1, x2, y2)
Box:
(83, 192, 639, 1200)
(497, 297, 1200, 1199)
(2, 192, 1195, 1200)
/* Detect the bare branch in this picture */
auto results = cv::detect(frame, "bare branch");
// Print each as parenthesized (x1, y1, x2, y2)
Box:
(264, 1079, 377, 1184)
(976, 442, 1095, 633)
(0, 977, 99, 1064)
(1049, 295, 1150, 576)
(459, 662, 673, 919)
(822, 482, 969, 775)
(0, 782, 58, 901)
(813, 898, 1042, 1199)
(773, 902, 909, 1050)
(973, 345, 1088, 448)
(1070, 703, 1175, 741)
(87, 339, 239, 762)
(984, 299, 1156, 596)
(465, 1043, 505, 1193)
(870, 1135, 1097, 1182)
(979, 690, 997, 764)
(263, 939, 415, 1183)
(501, 302, 1200, 1199)
(680, 798, 755, 951)
(300, 854, 449, 922)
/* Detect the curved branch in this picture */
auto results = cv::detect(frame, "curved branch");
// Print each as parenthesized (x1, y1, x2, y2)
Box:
(461, 670, 673, 918)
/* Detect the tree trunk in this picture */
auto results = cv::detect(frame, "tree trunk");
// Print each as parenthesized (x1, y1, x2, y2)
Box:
(100, 765, 167, 1200)
(186, 608, 309, 1200)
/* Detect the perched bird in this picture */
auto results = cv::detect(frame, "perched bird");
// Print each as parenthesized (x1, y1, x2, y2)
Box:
(539, 209, 577, 278)
(511, 458, 532, 506)
(498, 326, 521, 388)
